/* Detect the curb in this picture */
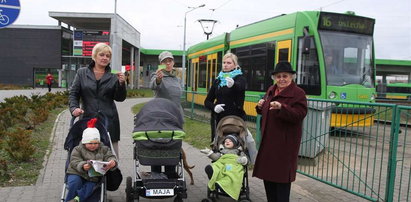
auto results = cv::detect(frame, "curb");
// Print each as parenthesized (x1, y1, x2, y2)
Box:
(35, 109, 67, 186)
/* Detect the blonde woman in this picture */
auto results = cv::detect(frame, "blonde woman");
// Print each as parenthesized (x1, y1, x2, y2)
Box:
(204, 53, 246, 141)
(69, 43, 126, 156)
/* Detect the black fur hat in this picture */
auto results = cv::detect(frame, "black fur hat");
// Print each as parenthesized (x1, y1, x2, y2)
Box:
(271, 62, 296, 75)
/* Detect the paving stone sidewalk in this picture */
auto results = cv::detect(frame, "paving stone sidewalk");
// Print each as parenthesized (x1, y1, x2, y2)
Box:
(0, 98, 367, 202)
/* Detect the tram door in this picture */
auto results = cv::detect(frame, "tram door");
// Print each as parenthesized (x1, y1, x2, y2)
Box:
(207, 53, 218, 90)
(191, 58, 199, 91)
(276, 40, 292, 63)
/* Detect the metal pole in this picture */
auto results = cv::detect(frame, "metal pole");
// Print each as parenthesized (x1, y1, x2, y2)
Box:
(114, 0, 117, 14)
(182, 4, 205, 89)
(130, 47, 134, 89)
(182, 13, 187, 88)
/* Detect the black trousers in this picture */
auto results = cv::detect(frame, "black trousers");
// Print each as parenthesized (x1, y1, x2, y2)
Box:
(47, 84, 52, 92)
(263, 180, 291, 202)
(205, 164, 213, 179)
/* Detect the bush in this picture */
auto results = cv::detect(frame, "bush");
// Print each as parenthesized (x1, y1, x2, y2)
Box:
(4, 128, 35, 162)
(0, 158, 8, 179)
(0, 91, 68, 162)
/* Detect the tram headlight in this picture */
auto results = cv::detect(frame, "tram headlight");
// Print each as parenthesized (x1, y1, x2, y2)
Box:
(370, 94, 375, 101)
(328, 91, 337, 99)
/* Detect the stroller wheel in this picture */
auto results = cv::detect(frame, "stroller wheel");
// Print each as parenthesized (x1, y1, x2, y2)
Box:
(126, 176, 138, 202)
(173, 195, 184, 202)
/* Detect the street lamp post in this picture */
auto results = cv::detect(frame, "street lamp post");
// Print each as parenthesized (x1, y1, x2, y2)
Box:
(198, 19, 218, 40)
(182, 4, 205, 88)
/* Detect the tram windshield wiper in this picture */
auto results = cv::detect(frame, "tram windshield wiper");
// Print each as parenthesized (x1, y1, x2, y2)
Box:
(361, 67, 371, 86)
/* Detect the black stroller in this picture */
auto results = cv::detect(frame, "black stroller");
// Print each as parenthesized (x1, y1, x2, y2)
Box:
(60, 117, 112, 202)
(202, 115, 251, 202)
(126, 98, 187, 202)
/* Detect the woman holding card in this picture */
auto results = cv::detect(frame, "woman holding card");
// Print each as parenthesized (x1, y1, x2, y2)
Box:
(69, 43, 126, 157)
(149, 51, 183, 177)
(149, 51, 182, 107)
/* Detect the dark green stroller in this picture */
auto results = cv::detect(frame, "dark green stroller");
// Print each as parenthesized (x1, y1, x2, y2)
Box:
(125, 98, 187, 202)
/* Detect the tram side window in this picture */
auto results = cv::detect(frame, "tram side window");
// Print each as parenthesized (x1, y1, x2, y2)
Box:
(278, 48, 289, 62)
(198, 56, 207, 88)
(217, 53, 222, 72)
(296, 36, 321, 95)
(232, 42, 274, 91)
(193, 62, 198, 91)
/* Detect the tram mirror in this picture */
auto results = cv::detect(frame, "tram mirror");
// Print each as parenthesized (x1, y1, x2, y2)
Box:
(302, 36, 311, 55)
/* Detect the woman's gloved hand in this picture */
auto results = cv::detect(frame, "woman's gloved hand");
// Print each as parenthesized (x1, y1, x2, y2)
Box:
(214, 104, 225, 113)
(226, 77, 234, 88)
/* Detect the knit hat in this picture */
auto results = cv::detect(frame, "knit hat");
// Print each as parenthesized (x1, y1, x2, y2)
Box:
(82, 118, 100, 144)
(224, 134, 239, 147)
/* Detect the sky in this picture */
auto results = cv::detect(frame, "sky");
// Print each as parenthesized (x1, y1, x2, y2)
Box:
(11, 0, 411, 60)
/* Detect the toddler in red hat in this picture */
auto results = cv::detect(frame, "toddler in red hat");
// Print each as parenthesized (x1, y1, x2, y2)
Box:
(65, 118, 118, 202)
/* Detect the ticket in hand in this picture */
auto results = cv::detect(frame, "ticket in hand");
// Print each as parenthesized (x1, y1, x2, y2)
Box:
(158, 65, 166, 70)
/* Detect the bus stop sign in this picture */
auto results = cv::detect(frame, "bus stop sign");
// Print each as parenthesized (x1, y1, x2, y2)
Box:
(0, 0, 20, 28)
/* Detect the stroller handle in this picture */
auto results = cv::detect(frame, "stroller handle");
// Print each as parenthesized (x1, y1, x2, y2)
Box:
(70, 111, 109, 129)
(144, 131, 176, 144)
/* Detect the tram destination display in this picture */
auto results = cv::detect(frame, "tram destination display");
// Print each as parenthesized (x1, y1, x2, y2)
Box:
(319, 12, 375, 35)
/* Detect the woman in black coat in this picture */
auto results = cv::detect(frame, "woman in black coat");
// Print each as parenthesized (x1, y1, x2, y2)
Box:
(204, 53, 246, 141)
(69, 43, 127, 156)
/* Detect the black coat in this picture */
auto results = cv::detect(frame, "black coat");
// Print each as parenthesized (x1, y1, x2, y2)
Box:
(204, 74, 246, 124)
(69, 62, 127, 142)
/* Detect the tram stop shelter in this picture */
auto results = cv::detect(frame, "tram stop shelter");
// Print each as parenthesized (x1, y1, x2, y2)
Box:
(49, 11, 141, 88)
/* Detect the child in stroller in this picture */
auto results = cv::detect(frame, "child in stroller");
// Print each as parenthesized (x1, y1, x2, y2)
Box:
(62, 118, 118, 202)
(201, 134, 248, 199)
(201, 115, 251, 202)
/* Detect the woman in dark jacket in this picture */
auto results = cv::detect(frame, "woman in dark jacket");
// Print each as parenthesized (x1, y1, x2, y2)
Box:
(253, 62, 307, 202)
(69, 43, 126, 156)
(204, 52, 246, 141)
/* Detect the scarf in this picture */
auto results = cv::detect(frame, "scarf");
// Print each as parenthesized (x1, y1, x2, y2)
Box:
(217, 69, 242, 87)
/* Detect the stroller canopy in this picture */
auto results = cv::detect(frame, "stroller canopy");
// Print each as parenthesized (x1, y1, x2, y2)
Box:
(133, 98, 184, 132)
(214, 115, 247, 149)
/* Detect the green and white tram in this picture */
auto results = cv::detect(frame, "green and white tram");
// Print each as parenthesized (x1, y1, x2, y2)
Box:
(186, 11, 377, 127)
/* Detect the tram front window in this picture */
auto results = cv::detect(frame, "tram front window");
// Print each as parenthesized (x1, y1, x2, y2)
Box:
(320, 31, 374, 87)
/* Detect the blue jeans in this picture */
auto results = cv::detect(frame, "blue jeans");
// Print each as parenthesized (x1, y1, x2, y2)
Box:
(66, 174, 97, 201)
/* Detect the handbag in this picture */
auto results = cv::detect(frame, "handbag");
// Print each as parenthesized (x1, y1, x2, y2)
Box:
(106, 168, 123, 191)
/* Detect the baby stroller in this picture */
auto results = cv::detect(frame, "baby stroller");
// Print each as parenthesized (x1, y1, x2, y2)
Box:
(126, 98, 187, 202)
(202, 115, 251, 202)
(60, 116, 112, 202)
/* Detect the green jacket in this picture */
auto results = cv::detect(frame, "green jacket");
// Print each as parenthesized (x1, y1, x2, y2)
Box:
(67, 144, 118, 182)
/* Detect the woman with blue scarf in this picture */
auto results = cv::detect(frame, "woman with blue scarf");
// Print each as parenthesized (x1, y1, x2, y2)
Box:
(204, 53, 246, 138)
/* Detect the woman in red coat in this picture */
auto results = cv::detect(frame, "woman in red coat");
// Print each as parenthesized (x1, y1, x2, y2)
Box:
(253, 62, 307, 202)
(45, 73, 54, 92)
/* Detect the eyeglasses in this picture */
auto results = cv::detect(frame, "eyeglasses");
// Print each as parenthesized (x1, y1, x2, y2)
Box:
(86, 142, 100, 145)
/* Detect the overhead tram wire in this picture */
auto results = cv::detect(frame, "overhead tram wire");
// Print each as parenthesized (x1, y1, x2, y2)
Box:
(318, 0, 347, 11)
